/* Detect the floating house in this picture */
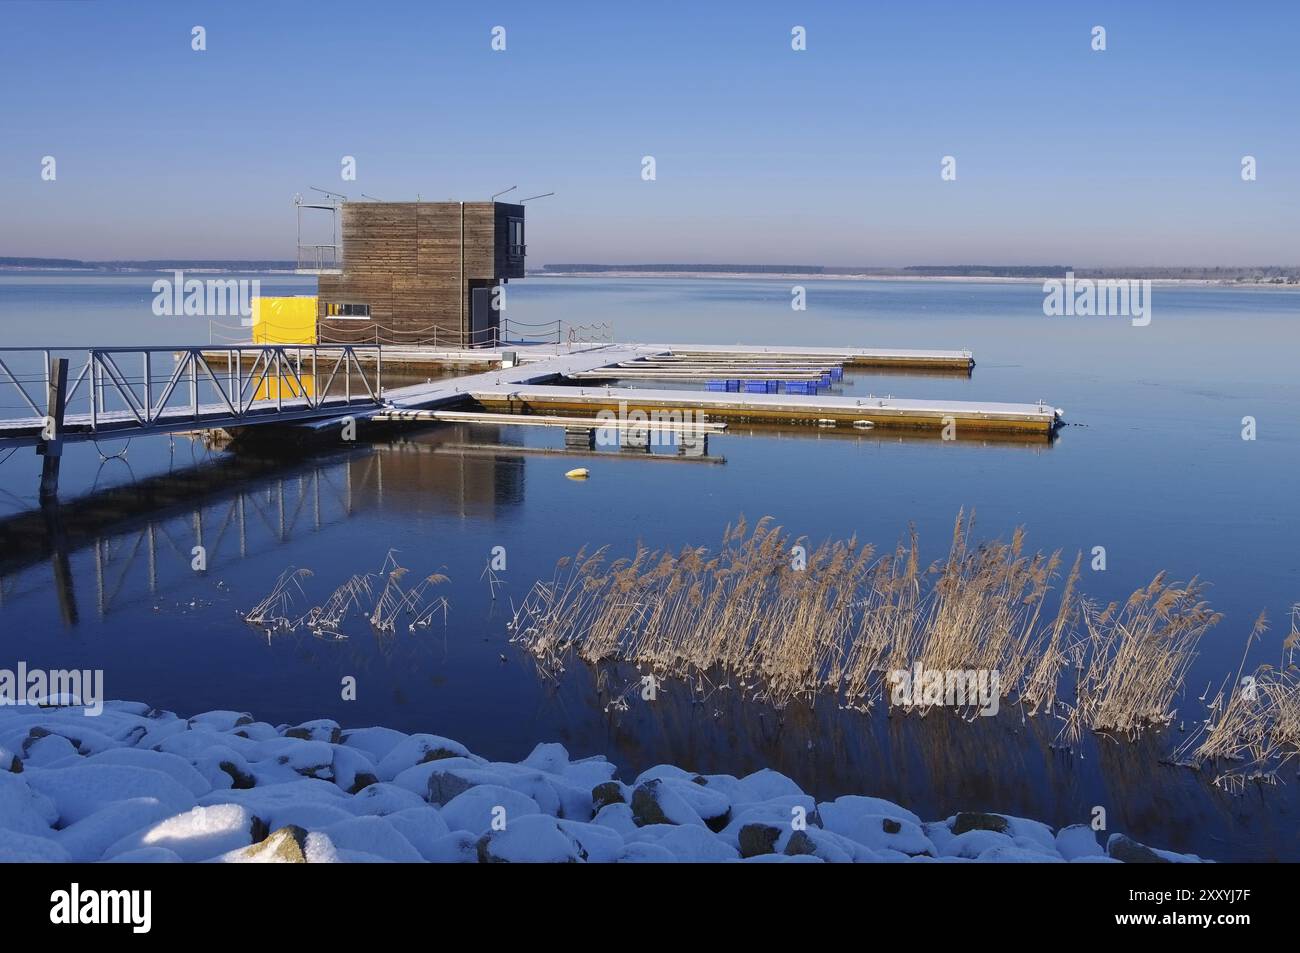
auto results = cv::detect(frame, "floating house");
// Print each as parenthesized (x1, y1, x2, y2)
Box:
(295, 199, 526, 348)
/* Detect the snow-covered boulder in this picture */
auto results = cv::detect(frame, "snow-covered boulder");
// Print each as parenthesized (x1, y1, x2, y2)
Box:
(383, 807, 452, 861)
(477, 814, 581, 863)
(80, 749, 211, 797)
(318, 816, 424, 863)
(1107, 833, 1204, 864)
(348, 781, 429, 817)
(1055, 823, 1104, 860)
(440, 784, 541, 834)
(338, 726, 408, 763)
(0, 770, 59, 836)
(55, 796, 181, 862)
(104, 803, 265, 862)
(25, 763, 196, 825)
(0, 829, 72, 862)
(282, 719, 342, 744)
(375, 733, 476, 780)
(626, 823, 739, 862)
(217, 825, 310, 863)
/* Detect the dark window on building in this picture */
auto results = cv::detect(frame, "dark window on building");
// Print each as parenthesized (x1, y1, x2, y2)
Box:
(508, 219, 525, 257)
(325, 302, 371, 318)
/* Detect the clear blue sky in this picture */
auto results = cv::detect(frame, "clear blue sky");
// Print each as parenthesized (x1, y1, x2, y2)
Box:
(2, 0, 1297, 266)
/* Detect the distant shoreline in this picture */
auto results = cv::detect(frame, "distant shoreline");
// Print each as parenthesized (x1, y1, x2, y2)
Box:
(530, 270, 1300, 289)
(2, 264, 1297, 290)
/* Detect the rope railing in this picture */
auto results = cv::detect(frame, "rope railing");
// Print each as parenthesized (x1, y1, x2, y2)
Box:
(208, 315, 616, 351)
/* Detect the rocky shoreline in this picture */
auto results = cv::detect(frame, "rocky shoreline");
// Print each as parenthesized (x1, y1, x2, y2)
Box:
(1, 700, 1206, 863)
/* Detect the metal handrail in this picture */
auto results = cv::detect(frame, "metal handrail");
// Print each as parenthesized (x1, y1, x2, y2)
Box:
(296, 244, 341, 271)
(0, 344, 384, 436)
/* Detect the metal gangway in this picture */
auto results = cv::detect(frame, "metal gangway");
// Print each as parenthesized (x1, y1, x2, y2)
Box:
(0, 344, 385, 499)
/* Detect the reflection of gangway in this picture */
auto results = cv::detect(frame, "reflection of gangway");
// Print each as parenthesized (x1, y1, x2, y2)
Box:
(0, 449, 377, 623)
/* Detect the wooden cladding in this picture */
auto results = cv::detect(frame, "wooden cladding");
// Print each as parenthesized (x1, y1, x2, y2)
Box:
(317, 201, 524, 347)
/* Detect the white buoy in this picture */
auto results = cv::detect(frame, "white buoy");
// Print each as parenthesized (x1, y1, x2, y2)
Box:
(565, 467, 590, 480)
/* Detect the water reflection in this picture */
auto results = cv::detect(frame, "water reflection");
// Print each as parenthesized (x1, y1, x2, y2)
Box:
(1, 423, 1297, 861)
(528, 661, 1299, 861)
(0, 425, 524, 621)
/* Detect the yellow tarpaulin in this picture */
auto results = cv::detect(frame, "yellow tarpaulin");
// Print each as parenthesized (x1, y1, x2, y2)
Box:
(251, 296, 318, 345)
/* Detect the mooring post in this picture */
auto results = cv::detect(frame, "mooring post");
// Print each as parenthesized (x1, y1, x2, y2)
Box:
(37, 357, 69, 505)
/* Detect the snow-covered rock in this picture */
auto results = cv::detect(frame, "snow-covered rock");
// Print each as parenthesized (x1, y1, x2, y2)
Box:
(338, 726, 408, 763)
(55, 797, 181, 862)
(477, 814, 580, 863)
(216, 825, 310, 863)
(0, 829, 73, 862)
(25, 763, 197, 825)
(376, 733, 476, 780)
(317, 816, 424, 862)
(0, 699, 1213, 864)
(1055, 823, 1104, 860)
(103, 803, 264, 862)
(81, 749, 211, 796)
(0, 771, 58, 836)
(348, 781, 430, 816)
(440, 784, 541, 834)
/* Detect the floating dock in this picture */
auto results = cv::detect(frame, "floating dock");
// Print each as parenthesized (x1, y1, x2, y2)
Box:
(0, 339, 1058, 501)
(248, 341, 1057, 438)
(639, 343, 974, 371)
(464, 385, 1058, 435)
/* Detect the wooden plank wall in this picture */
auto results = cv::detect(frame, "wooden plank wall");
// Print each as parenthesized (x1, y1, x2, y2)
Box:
(318, 202, 522, 347)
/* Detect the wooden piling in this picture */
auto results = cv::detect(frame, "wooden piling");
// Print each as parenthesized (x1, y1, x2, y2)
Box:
(37, 357, 69, 504)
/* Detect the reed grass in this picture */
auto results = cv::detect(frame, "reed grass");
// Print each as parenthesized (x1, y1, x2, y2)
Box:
(1172, 609, 1300, 787)
(243, 551, 449, 638)
(508, 513, 1214, 737)
(1060, 575, 1221, 744)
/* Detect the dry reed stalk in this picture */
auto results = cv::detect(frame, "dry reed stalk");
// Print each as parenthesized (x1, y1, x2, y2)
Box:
(1062, 574, 1221, 743)
(1172, 609, 1300, 787)
(244, 552, 449, 638)
(243, 568, 312, 629)
(511, 512, 1231, 747)
(513, 514, 1064, 711)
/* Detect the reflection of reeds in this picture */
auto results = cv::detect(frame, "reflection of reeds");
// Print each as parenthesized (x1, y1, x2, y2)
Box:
(509, 513, 1214, 738)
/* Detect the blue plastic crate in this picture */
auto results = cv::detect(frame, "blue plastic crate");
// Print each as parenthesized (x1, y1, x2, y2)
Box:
(829, 367, 844, 381)
(706, 380, 728, 392)
(785, 380, 819, 395)
(744, 379, 777, 394)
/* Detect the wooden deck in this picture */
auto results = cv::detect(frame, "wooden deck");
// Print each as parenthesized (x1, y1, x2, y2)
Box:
(464, 384, 1059, 435)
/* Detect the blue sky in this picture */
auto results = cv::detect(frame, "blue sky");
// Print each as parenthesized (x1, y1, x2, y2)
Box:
(1, 0, 1297, 265)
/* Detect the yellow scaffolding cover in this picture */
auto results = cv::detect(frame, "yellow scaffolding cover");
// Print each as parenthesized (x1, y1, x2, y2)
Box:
(251, 296, 318, 345)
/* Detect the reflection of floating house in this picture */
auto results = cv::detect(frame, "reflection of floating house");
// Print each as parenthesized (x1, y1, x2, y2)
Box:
(296, 199, 526, 348)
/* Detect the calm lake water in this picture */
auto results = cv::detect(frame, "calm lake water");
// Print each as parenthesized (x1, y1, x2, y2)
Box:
(2, 271, 1299, 860)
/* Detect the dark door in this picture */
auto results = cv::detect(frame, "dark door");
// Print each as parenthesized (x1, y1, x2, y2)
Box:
(470, 286, 494, 347)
